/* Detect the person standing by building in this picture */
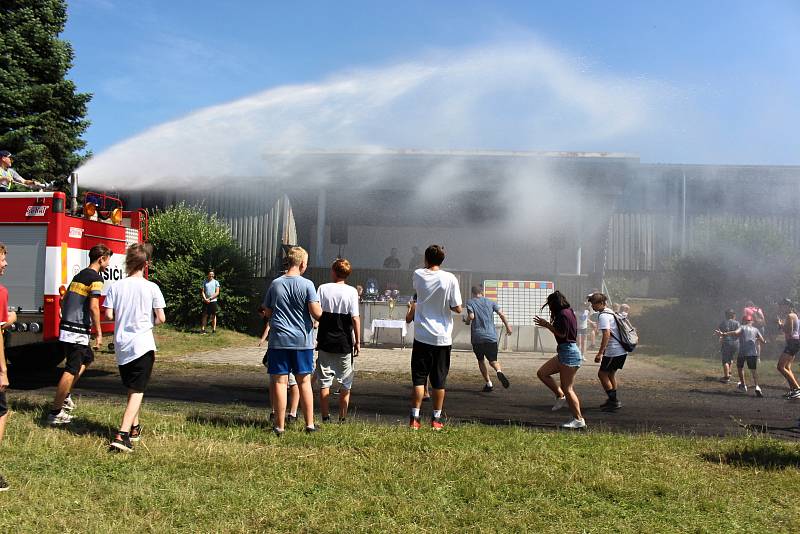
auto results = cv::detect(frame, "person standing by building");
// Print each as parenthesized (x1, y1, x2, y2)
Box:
(383, 248, 401, 269)
(262, 246, 322, 435)
(104, 244, 166, 453)
(776, 299, 800, 399)
(200, 270, 220, 334)
(717, 310, 739, 383)
(464, 285, 511, 392)
(589, 292, 627, 410)
(316, 258, 360, 423)
(577, 303, 592, 357)
(405, 245, 462, 430)
(47, 244, 112, 425)
(0, 243, 12, 490)
(407, 246, 424, 270)
(0, 151, 37, 192)
(534, 291, 585, 429)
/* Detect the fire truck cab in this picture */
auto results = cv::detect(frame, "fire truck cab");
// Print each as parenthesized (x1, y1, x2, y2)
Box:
(0, 189, 146, 366)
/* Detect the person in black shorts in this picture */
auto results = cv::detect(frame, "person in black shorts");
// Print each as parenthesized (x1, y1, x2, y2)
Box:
(405, 245, 462, 430)
(47, 244, 112, 425)
(103, 244, 166, 453)
(0, 243, 11, 490)
(464, 286, 512, 392)
(589, 293, 628, 410)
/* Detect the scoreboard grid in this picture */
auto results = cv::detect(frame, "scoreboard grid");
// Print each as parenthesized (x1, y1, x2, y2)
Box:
(483, 280, 554, 326)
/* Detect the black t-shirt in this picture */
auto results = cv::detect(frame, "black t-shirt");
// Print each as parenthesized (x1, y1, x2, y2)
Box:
(317, 312, 354, 353)
(553, 308, 578, 345)
(60, 267, 104, 338)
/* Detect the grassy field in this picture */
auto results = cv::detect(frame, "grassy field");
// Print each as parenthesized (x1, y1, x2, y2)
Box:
(1, 394, 798, 533)
(101, 324, 260, 359)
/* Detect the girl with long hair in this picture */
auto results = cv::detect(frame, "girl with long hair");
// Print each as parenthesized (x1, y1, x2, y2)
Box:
(534, 291, 585, 429)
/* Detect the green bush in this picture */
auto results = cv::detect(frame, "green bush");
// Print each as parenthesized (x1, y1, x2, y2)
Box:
(147, 203, 257, 331)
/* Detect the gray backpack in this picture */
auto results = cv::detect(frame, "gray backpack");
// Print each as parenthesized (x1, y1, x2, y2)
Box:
(600, 311, 638, 352)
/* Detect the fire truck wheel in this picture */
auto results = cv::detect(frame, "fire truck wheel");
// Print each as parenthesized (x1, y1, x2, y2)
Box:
(107, 343, 115, 352)
(7, 342, 65, 371)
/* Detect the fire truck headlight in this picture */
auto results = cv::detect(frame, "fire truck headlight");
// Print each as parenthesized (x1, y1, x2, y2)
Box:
(59, 285, 67, 297)
(111, 208, 123, 224)
(29, 322, 42, 334)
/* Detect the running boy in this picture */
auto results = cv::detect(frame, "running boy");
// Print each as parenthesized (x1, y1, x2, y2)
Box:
(717, 310, 739, 383)
(589, 293, 627, 410)
(716, 315, 765, 396)
(48, 244, 112, 425)
(316, 258, 360, 423)
(405, 245, 462, 430)
(104, 244, 166, 452)
(464, 285, 511, 392)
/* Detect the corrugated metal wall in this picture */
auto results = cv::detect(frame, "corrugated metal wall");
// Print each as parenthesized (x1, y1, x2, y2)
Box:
(607, 212, 800, 272)
(164, 188, 293, 277)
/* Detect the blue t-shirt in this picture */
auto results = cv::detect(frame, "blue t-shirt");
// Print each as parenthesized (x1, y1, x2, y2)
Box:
(203, 279, 220, 302)
(262, 275, 319, 350)
(466, 297, 500, 344)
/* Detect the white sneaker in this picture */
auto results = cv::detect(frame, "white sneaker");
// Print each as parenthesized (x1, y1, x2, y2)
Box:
(788, 389, 800, 399)
(561, 418, 586, 429)
(737, 382, 748, 393)
(754, 386, 763, 398)
(63, 396, 76, 412)
(552, 397, 568, 411)
(46, 409, 73, 426)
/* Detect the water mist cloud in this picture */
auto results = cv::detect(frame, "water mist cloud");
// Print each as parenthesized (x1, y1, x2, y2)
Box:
(78, 38, 668, 189)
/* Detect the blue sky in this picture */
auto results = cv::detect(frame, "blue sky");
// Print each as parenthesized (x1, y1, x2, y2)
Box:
(65, 1, 800, 165)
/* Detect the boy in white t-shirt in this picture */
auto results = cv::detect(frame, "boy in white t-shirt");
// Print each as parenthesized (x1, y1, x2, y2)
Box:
(315, 258, 360, 423)
(589, 293, 626, 410)
(404, 245, 462, 430)
(103, 244, 166, 453)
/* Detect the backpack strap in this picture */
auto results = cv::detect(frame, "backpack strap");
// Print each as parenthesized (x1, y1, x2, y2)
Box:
(599, 311, 624, 346)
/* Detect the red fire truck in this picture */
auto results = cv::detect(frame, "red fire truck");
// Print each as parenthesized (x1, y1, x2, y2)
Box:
(0, 188, 147, 366)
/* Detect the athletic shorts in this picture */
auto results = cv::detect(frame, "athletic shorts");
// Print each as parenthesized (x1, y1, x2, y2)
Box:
(472, 342, 498, 362)
(600, 354, 627, 372)
(119, 351, 155, 393)
(316, 350, 354, 390)
(737, 354, 758, 370)
(720, 344, 737, 364)
(411, 340, 451, 389)
(262, 352, 297, 385)
(0, 391, 7, 418)
(62, 341, 95, 375)
(265, 348, 314, 377)
(557, 342, 583, 367)
(783, 339, 800, 357)
(203, 301, 219, 315)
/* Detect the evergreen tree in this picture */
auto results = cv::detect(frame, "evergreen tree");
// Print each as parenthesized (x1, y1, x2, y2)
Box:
(0, 0, 91, 181)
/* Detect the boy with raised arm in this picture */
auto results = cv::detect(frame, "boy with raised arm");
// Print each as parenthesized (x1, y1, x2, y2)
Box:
(464, 285, 511, 392)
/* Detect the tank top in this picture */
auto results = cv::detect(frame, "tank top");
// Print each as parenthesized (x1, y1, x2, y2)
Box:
(739, 325, 759, 357)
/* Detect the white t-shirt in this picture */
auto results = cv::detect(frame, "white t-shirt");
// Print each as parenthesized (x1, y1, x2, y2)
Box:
(104, 276, 166, 366)
(318, 282, 360, 316)
(598, 308, 627, 357)
(412, 268, 462, 346)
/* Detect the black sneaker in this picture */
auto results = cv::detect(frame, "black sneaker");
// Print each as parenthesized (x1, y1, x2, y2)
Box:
(600, 399, 623, 410)
(304, 426, 318, 434)
(129, 424, 142, 442)
(287, 414, 298, 424)
(0, 474, 8, 492)
(339, 417, 347, 423)
(109, 433, 133, 453)
(497, 371, 510, 389)
(272, 427, 285, 437)
(322, 415, 331, 423)
(482, 384, 494, 392)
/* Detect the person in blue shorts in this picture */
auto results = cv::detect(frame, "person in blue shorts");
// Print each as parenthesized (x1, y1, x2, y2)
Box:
(261, 246, 322, 435)
(534, 291, 585, 429)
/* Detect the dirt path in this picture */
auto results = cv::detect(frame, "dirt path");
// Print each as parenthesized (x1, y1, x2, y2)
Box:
(9, 347, 800, 439)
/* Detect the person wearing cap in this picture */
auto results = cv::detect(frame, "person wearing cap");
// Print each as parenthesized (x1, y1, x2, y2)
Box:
(0, 151, 36, 192)
(716, 314, 765, 397)
(776, 298, 800, 399)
